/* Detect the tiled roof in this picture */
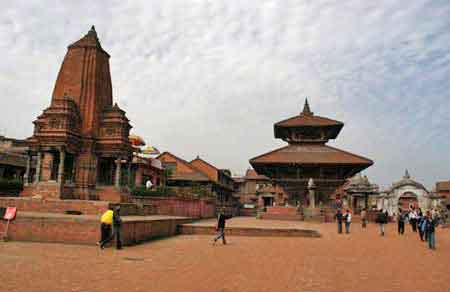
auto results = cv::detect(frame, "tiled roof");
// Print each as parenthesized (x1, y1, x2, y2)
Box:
(275, 114, 343, 127)
(436, 181, 450, 192)
(244, 169, 269, 180)
(170, 172, 210, 182)
(250, 144, 373, 165)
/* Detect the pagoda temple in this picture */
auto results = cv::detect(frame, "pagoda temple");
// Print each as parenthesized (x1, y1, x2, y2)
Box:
(22, 26, 133, 201)
(250, 99, 373, 208)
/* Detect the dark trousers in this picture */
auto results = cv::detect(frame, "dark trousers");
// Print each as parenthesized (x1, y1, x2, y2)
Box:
(362, 219, 367, 228)
(428, 231, 435, 249)
(100, 225, 122, 249)
(411, 219, 417, 232)
(398, 221, 404, 235)
(337, 222, 343, 234)
(100, 223, 111, 243)
(214, 228, 226, 244)
(419, 228, 424, 241)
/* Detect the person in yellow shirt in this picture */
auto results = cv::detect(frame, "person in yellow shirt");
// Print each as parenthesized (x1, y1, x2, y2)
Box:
(98, 208, 113, 247)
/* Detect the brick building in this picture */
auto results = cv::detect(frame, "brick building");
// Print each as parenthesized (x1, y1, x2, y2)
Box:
(22, 26, 133, 202)
(233, 168, 287, 213)
(436, 180, 450, 210)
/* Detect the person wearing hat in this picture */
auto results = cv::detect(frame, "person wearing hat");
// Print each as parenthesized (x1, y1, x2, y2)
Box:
(100, 205, 123, 250)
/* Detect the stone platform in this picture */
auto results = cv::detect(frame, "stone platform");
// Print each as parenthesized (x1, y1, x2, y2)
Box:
(258, 206, 303, 221)
(0, 211, 192, 245)
(180, 217, 321, 238)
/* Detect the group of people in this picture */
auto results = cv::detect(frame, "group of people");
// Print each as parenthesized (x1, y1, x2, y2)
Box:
(396, 207, 440, 250)
(335, 206, 441, 250)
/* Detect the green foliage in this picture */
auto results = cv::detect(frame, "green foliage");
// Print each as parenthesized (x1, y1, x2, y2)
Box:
(0, 178, 23, 195)
(131, 186, 173, 197)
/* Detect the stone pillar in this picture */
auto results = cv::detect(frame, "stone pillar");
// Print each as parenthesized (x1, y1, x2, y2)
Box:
(34, 151, 42, 183)
(58, 148, 65, 184)
(308, 178, 316, 209)
(23, 153, 31, 186)
(115, 158, 121, 188)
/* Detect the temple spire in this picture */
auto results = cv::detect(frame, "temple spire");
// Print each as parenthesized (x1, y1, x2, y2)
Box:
(301, 98, 313, 116)
(404, 169, 410, 179)
(87, 25, 97, 37)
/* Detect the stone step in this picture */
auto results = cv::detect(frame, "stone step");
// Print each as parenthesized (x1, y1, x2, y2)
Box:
(179, 224, 321, 238)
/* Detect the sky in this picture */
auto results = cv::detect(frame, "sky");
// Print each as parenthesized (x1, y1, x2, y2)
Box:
(1, 0, 449, 189)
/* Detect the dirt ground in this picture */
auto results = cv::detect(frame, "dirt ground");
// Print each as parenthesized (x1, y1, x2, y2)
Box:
(1, 221, 449, 292)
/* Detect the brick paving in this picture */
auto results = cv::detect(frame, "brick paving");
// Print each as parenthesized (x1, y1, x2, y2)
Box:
(0, 220, 449, 292)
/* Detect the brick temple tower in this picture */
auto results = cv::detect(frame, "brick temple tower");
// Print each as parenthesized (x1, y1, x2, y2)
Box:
(250, 99, 373, 207)
(23, 26, 133, 201)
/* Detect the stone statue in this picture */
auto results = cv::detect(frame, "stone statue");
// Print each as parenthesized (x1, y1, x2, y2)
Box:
(308, 178, 316, 189)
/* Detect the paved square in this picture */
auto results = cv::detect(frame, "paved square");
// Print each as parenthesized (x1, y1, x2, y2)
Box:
(0, 221, 449, 292)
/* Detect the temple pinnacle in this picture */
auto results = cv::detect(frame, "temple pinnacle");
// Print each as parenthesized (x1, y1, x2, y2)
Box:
(404, 169, 410, 179)
(301, 98, 313, 116)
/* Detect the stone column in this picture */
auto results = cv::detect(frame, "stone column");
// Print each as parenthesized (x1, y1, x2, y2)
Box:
(58, 148, 65, 184)
(115, 158, 121, 188)
(307, 178, 316, 209)
(23, 153, 31, 186)
(34, 151, 42, 183)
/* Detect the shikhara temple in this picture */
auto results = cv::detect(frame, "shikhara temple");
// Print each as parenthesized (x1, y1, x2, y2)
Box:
(250, 99, 373, 208)
(22, 26, 135, 202)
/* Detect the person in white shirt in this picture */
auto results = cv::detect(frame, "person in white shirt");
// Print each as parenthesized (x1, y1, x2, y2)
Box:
(145, 179, 153, 190)
(344, 209, 352, 234)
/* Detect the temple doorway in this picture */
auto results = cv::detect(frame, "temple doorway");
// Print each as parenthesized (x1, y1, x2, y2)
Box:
(398, 192, 418, 210)
(97, 158, 116, 185)
(263, 196, 274, 207)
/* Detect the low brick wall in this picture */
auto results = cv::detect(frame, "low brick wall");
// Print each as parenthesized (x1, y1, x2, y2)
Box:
(0, 197, 110, 215)
(0, 212, 192, 245)
(132, 196, 216, 219)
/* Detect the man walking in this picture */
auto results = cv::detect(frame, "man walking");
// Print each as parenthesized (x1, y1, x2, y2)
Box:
(100, 206, 123, 250)
(213, 210, 231, 245)
(335, 209, 343, 234)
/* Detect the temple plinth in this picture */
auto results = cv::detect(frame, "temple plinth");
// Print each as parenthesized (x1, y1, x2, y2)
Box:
(23, 26, 133, 201)
(250, 99, 373, 209)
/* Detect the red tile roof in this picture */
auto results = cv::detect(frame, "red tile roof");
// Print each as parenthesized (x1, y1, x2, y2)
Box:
(275, 114, 343, 128)
(244, 169, 269, 180)
(250, 144, 373, 165)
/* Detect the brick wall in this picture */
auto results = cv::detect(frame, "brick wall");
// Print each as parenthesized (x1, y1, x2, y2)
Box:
(0, 214, 192, 245)
(0, 197, 110, 215)
(132, 196, 216, 218)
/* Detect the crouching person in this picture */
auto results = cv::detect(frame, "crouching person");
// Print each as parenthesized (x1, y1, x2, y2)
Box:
(98, 208, 113, 246)
(100, 206, 123, 250)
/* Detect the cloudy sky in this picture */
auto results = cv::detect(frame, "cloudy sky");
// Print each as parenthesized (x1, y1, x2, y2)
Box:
(1, 0, 449, 189)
